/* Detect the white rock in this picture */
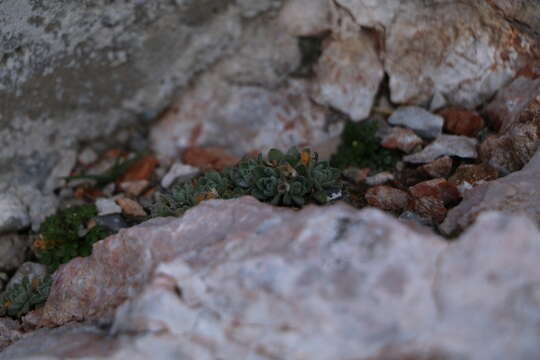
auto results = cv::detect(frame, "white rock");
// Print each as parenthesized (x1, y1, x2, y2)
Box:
(404, 135, 478, 164)
(365, 171, 395, 186)
(388, 106, 443, 139)
(278, 0, 330, 36)
(78, 147, 98, 165)
(95, 198, 122, 216)
(161, 162, 199, 189)
(0, 194, 29, 234)
(5, 262, 47, 291)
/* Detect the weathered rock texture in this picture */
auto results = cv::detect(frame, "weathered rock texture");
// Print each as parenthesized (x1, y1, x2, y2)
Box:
(0, 198, 537, 359)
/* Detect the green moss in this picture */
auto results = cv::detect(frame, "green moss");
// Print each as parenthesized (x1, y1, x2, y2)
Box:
(330, 120, 400, 170)
(37, 204, 112, 272)
(152, 147, 342, 217)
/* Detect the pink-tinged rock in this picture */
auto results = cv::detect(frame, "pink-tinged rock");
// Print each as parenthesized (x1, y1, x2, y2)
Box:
(381, 126, 423, 153)
(479, 73, 540, 174)
(278, 0, 331, 36)
(404, 135, 478, 164)
(439, 106, 484, 137)
(449, 163, 499, 187)
(115, 198, 147, 218)
(0, 318, 22, 351)
(365, 172, 395, 187)
(150, 75, 341, 163)
(118, 180, 149, 197)
(312, 30, 384, 121)
(421, 156, 453, 178)
(385, 2, 535, 107)
(441, 148, 540, 235)
(409, 178, 461, 206)
(365, 186, 410, 212)
(342, 167, 370, 184)
(412, 196, 447, 224)
(483, 64, 540, 132)
(4, 203, 540, 359)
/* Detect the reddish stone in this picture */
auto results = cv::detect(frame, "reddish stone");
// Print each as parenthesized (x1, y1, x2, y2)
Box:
(182, 146, 240, 171)
(343, 167, 370, 184)
(118, 180, 150, 197)
(412, 197, 447, 224)
(439, 106, 484, 137)
(118, 156, 158, 183)
(449, 163, 498, 186)
(409, 178, 460, 206)
(365, 186, 410, 212)
(421, 156, 453, 178)
(116, 198, 147, 217)
(381, 127, 423, 153)
(74, 186, 104, 200)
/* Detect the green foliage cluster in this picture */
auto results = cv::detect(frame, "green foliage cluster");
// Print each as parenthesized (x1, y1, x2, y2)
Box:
(153, 147, 342, 217)
(37, 204, 111, 273)
(0, 276, 52, 318)
(330, 120, 400, 170)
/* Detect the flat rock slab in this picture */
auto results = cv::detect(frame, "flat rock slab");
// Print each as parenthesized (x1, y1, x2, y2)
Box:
(388, 106, 443, 139)
(1, 197, 538, 359)
(404, 135, 478, 164)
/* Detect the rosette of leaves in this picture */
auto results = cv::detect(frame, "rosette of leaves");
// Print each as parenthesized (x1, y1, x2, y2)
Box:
(152, 146, 342, 216)
(37, 204, 112, 272)
(0, 276, 52, 318)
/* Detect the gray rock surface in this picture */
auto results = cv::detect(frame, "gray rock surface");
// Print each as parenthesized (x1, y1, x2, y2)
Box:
(0, 235, 31, 273)
(0, 198, 538, 359)
(404, 135, 478, 164)
(388, 106, 443, 139)
(0, 194, 29, 234)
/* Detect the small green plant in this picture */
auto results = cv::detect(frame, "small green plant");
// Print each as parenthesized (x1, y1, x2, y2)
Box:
(153, 147, 342, 217)
(36, 204, 112, 272)
(0, 276, 52, 318)
(330, 120, 400, 170)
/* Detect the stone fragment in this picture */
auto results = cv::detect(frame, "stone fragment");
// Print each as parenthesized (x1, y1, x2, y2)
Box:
(95, 198, 122, 216)
(0, 194, 29, 234)
(412, 197, 447, 224)
(449, 164, 499, 187)
(278, 0, 330, 36)
(439, 106, 484, 136)
(441, 149, 540, 235)
(182, 147, 239, 172)
(421, 156, 453, 178)
(77, 147, 98, 166)
(44, 150, 78, 193)
(312, 30, 384, 121)
(0, 318, 22, 352)
(409, 179, 460, 206)
(365, 186, 410, 212)
(403, 135, 478, 164)
(0, 235, 31, 272)
(385, 1, 535, 107)
(365, 172, 395, 186)
(388, 106, 443, 139)
(116, 198, 147, 218)
(342, 167, 370, 184)
(94, 215, 128, 233)
(161, 162, 199, 189)
(381, 127, 423, 153)
(5, 262, 47, 291)
(118, 155, 158, 183)
(118, 180, 150, 198)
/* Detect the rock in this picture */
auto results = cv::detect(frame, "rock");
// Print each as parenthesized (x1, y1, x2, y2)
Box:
(342, 167, 370, 184)
(312, 30, 384, 121)
(388, 106, 444, 139)
(381, 126, 423, 153)
(403, 135, 478, 164)
(118, 155, 158, 183)
(118, 180, 150, 197)
(95, 198, 122, 216)
(421, 156, 453, 178)
(160, 162, 200, 189)
(11, 186, 59, 232)
(77, 147, 98, 166)
(384, 1, 536, 107)
(409, 179, 461, 206)
(441, 149, 540, 235)
(44, 150, 78, 193)
(278, 0, 330, 36)
(115, 198, 147, 218)
(0, 194, 29, 234)
(2, 200, 540, 358)
(94, 215, 128, 233)
(439, 106, 484, 137)
(365, 172, 395, 187)
(0, 318, 22, 352)
(150, 75, 342, 162)
(0, 235, 31, 273)
(412, 196, 448, 224)
(399, 211, 434, 229)
(182, 147, 239, 172)
(5, 262, 47, 291)
(365, 186, 410, 212)
(449, 164, 499, 188)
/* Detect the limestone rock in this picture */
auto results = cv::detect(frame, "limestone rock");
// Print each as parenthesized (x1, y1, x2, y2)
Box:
(388, 106, 443, 139)
(381, 126, 423, 153)
(0, 194, 29, 234)
(0, 235, 31, 273)
(278, 0, 330, 36)
(365, 186, 410, 212)
(404, 135, 478, 164)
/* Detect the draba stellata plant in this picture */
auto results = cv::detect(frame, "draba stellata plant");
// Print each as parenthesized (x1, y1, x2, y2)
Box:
(152, 147, 342, 217)
(0, 276, 52, 318)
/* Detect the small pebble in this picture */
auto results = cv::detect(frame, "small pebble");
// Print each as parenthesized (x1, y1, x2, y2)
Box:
(96, 198, 122, 216)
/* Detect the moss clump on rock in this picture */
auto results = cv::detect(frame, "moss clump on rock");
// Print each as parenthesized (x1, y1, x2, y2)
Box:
(152, 147, 342, 217)
(330, 120, 400, 170)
